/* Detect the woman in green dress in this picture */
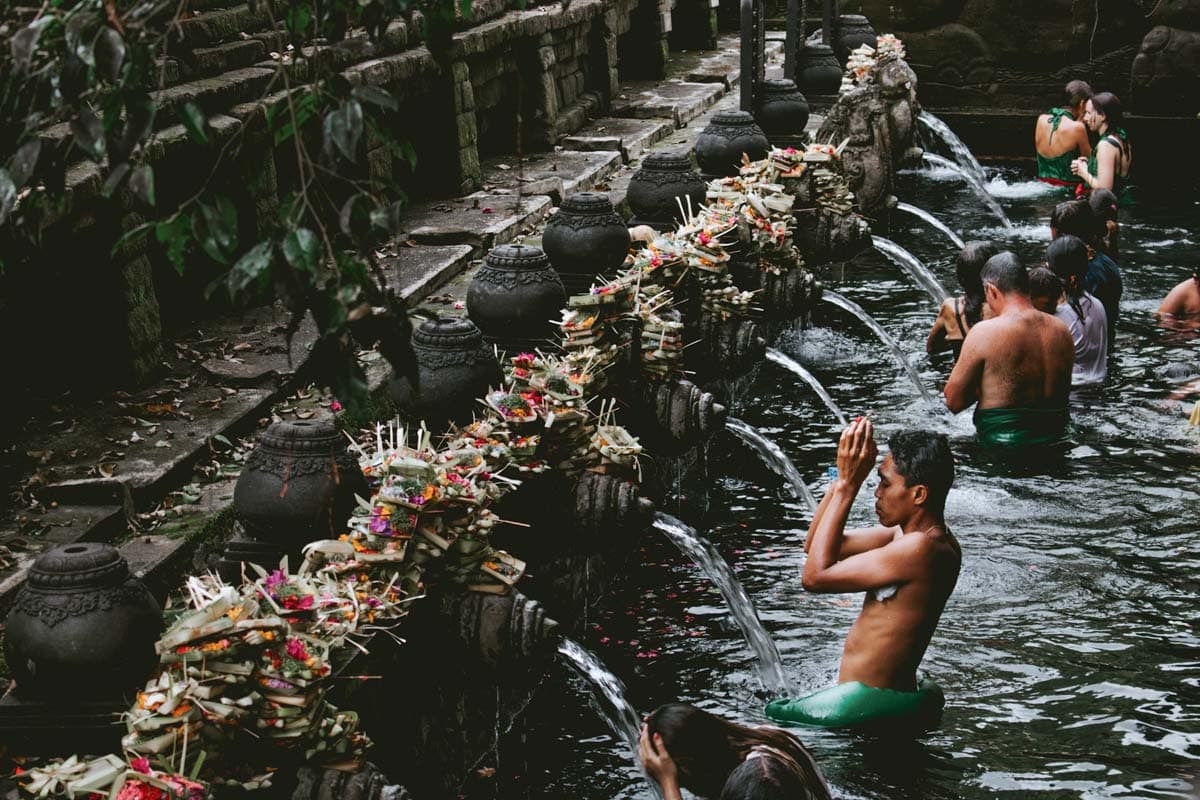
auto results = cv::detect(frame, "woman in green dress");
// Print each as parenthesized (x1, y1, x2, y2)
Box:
(1035, 80, 1093, 187)
(1072, 92, 1133, 203)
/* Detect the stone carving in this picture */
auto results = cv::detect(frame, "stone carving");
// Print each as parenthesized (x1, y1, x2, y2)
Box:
(233, 419, 369, 552)
(438, 589, 560, 670)
(694, 111, 771, 178)
(627, 150, 708, 230)
(292, 762, 411, 800)
(389, 317, 503, 427)
(468, 244, 567, 349)
(1133, 22, 1200, 111)
(541, 194, 631, 295)
(4, 543, 163, 701)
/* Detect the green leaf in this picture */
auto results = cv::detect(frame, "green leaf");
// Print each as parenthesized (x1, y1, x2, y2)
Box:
(352, 85, 398, 112)
(459, 0, 472, 20)
(286, 2, 312, 41)
(324, 99, 363, 162)
(282, 228, 320, 273)
(101, 162, 131, 198)
(192, 196, 238, 264)
(123, 94, 157, 148)
(155, 214, 192, 275)
(8, 139, 42, 188)
(10, 19, 48, 71)
(130, 164, 155, 206)
(180, 102, 209, 145)
(369, 201, 405, 234)
(226, 240, 274, 296)
(66, 14, 97, 66)
(0, 169, 17, 227)
(95, 27, 126, 82)
(272, 92, 318, 146)
(71, 108, 106, 161)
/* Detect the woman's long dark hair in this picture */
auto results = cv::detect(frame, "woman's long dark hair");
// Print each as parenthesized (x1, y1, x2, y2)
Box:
(956, 240, 1000, 327)
(1091, 91, 1124, 133)
(645, 704, 829, 800)
(1047, 234, 1090, 323)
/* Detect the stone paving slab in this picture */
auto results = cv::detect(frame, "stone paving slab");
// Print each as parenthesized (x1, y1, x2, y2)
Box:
(384, 244, 475, 302)
(611, 80, 726, 127)
(0, 504, 125, 607)
(560, 117, 675, 163)
(478, 150, 623, 204)
(404, 194, 552, 250)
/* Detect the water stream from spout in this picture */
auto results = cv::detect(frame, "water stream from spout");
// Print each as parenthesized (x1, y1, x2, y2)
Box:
(652, 513, 791, 696)
(872, 235, 949, 306)
(821, 291, 936, 406)
(557, 639, 659, 796)
(765, 347, 849, 427)
(896, 202, 966, 249)
(725, 417, 819, 513)
(918, 110, 988, 183)
(922, 152, 1014, 229)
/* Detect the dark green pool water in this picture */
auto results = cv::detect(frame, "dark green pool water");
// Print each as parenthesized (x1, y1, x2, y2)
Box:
(487, 167, 1200, 799)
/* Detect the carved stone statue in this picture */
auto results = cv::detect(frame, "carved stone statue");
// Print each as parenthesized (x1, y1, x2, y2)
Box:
(817, 86, 895, 218)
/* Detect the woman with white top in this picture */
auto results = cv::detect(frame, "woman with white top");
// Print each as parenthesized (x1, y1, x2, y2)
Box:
(1046, 235, 1108, 393)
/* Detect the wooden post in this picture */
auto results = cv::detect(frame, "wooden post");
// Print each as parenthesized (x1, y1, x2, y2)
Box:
(740, 0, 755, 112)
(822, 0, 834, 44)
(784, 0, 799, 80)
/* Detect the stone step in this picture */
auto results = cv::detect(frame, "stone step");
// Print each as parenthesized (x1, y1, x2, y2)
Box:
(384, 244, 476, 302)
(560, 117, 675, 163)
(610, 80, 726, 128)
(479, 149, 623, 205)
(403, 194, 552, 251)
(0, 504, 125, 608)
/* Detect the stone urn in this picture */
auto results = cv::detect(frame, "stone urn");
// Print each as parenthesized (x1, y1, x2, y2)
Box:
(627, 150, 707, 230)
(3, 543, 163, 700)
(540, 194, 631, 295)
(233, 419, 368, 550)
(835, 14, 878, 63)
(390, 317, 503, 427)
(796, 44, 843, 95)
(467, 244, 567, 346)
(694, 111, 770, 178)
(754, 78, 811, 146)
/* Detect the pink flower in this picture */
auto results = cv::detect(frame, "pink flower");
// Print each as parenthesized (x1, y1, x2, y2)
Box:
(264, 569, 287, 592)
(131, 757, 151, 775)
(330, 399, 343, 411)
(286, 638, 310, 661)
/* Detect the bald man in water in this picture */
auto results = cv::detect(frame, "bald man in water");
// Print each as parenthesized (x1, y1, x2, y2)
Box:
(1158, 272, 1200, 322)
(945, 252, 1075, 448)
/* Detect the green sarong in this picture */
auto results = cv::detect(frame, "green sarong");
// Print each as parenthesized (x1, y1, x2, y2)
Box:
(765, 678, 944, 729)
(974, 405, 1069, 449)
(1036, 108, 1082, 187)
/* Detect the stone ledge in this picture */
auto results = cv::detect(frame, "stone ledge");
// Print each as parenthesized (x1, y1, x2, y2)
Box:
(404, 194, 552, 250)
(561, 117, 675, 162)
(610, 80, 726, 127)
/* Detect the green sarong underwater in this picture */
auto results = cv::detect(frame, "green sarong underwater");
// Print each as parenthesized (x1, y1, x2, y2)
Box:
(765, 678, 944, 729)
(973, 404, 1069, 449)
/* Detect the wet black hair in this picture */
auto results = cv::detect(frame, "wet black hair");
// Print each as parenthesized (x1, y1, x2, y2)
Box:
(1088, 188, 1118, 223)
(1051, 200, 1096, 244)
(887, 430, 954, 515)
(980, 251, 1029, 296)
(721, 754, 824, 800)
(956, 241, 1000, 327)
(1028, 266, 1062, 305)
(1090, 91, 1124, 132)
(645, 704, 830, 800)
(1047, 235, 1090, 323)
(1064, 79, 1092, 109)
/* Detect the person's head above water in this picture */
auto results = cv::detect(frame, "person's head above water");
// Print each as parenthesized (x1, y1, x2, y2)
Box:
(1050, 200, 1095, 243)
(1047, 235, 1089, 292)
(1088, 188, 1118, 224)
(981, 251, 1030, 299)
(956, 240, 1000, 326)
(721, 753, 821, 800)
(1028, 266, 1062, 314)
(1063, 79, 1092, 117)
(1085, 92, 1124, 134)
(644, 704, 828, 799)
(876, 430, 954, 524)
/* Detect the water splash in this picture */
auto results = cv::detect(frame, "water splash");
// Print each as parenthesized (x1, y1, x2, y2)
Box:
(872, 235, 949, 306)
(922, 152, 1014, 229)
(557, 639, 659, 796)
(983, 176, 1064, 200)
(765, 347, 850, 426)
(919, 110, 988, 184)
(896, 202, 965, 249)
(725, 417, 819, 513)
(821, 290, 937, 406)
(652, 513, 792, 696)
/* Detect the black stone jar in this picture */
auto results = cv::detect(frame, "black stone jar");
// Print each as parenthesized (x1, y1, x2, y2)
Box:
(467, 244, 567, 346)
(694, 111, 770, 178)
(754, 78, 811, 144)
(796, 44, 843, 95)
(390, 317, 503, 427)
(3, 543, 163, 700)
(627, 150, 707, 230)
(233, 419, 368, 549)
(540, 194, 631, 295)
(835, 14, 877, 63)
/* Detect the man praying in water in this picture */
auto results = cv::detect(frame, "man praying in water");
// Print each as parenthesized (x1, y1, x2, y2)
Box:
(765, 420, 960, 729)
